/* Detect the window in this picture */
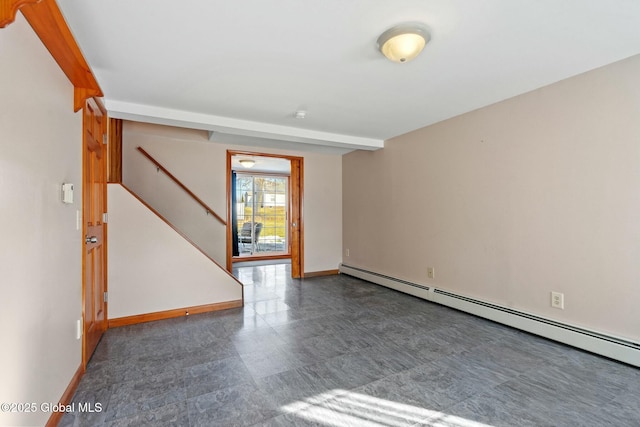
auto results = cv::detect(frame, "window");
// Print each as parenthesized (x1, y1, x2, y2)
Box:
(236, 174, 288, 256)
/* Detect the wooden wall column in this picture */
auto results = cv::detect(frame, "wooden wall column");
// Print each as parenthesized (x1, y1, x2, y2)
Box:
(108, 118, 123, 183)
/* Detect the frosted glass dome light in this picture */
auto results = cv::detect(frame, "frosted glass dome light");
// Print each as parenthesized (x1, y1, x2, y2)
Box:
(377, 24, 430, 63)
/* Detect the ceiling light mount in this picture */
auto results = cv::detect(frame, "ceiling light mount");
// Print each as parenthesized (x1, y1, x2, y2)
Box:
(377, 23, 430, 63)
(294, 110, 307, 119)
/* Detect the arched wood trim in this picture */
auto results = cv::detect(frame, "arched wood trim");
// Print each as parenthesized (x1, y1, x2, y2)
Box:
(75, 87, 103, 112)
(2, 0, 103, 111)
(0, 0, 38, 28)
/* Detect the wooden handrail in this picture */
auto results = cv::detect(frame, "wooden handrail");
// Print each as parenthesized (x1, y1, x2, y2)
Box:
(136, 147, 227, 226)
(118, 183, 240, 285)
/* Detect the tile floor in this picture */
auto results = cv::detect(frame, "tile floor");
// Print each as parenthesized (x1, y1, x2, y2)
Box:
(61, 263, 640, 426)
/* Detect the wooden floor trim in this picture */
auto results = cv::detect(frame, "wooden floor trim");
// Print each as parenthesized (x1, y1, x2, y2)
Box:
(108, 300, 243, 328)
(45, 363, 84, 427)
(303, 269, 339, 278)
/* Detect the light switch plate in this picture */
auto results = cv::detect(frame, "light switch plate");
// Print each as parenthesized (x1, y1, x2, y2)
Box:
(62, 183, 74, 204)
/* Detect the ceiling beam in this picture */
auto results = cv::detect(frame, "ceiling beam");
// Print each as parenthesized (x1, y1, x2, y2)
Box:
(1, 0, 103, 111)
(106, 100, 384, 152)
(0, 0, 38, 28)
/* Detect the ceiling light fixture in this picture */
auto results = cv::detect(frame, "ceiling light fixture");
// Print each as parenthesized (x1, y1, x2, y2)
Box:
(294, 110, 307, 119)
(239, 159, 255, 168)
(377, 23, 430, 63)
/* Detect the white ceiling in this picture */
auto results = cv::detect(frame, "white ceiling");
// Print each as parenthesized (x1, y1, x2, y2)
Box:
(58, 0, 640, 153)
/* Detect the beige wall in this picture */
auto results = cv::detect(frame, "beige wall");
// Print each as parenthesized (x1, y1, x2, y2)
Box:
(343, 54, 640, 342)
(107, 185, 242, 318)
(123, 124, 227, 263)
(122, 121, 343, 273)
(0, 15, 83, 427)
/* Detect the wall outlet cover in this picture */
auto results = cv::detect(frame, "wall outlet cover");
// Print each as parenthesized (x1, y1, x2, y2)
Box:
(551, 291, 564, 309)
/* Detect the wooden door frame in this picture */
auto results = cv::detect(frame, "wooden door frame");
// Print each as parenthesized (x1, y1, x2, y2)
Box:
(226, 151, 304, 277)
(82, 97, 108, 368)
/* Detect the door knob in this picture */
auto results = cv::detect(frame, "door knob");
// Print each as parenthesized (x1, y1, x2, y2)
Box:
(85, 236, 98, 244)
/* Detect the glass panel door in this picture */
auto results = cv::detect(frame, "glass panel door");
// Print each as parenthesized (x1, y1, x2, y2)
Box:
(236, 174, 288, 256)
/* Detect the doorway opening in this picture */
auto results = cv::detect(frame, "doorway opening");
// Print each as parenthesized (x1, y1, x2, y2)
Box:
(227, 151, 304, 278)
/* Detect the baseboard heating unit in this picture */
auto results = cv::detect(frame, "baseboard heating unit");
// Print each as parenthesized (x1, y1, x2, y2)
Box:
(339, 264, 640, 368)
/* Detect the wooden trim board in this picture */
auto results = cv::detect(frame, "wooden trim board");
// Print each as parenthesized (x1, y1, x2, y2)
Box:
(108, 300, 243, 328)
(45, 364, 84, 427)
(304, 269, 339, 278)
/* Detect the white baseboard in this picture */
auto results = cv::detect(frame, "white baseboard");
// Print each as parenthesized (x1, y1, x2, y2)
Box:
(339, 264, 640, 367)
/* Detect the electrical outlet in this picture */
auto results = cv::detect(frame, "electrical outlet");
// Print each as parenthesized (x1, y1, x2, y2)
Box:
(427, 267, 435, 279)
(551, 292, 564, 309)
(346, 248, 350, 257)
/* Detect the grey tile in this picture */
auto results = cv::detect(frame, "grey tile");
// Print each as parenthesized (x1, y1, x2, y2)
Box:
(75, 359, 115, 393)
(259, 309, 310, 327)
(588, 389, 640, 426)
(359, 357, 504, 412)
(103, 401, 188, 427)
(301, 342, 419, 390)
(68, 386, 110, 426)
(196, 306, 272, 336)
(253, 412, 332, 426)
(287, 303, 346, 322)
(171, 338, 239, 370)
(243, 286, 281, 303)
(89, 350, 179, 385)
(177, 325, 226, 351)
(255, 367, 336, 408)
(442, 393, 548, 427)
(552, 348, 640, 389)
(248, 300, 293, 315)
(231, 327, 286, 355)
(58, 385, 110, 427)
(388, 332, 461, 363)
(446, 377, 604, 427)
(279, 293, 326, 310)
(363, 317, 421, 340)
(57, 413, 76, 427)
(272, 318, 339, 343)
(239, 346, 308, 380)
(105, 370, 186, 422)
(429, 352, 512, 388)
(441, 337, 549, 379)
(296, 333, 369, 361)
(316, 389, 425, 427)
(516, 363, 624, 407)
(184, 356, 255, 398)
(64, 264, 640, 427)
(331, 307, 385, 324)
(426, 323, 503, 353)
(187, 383, 277, 427)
